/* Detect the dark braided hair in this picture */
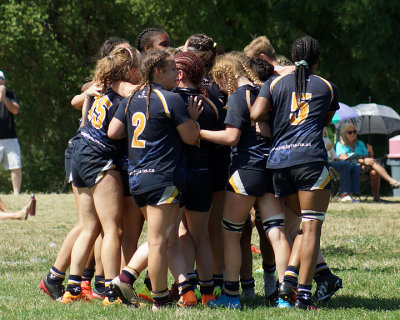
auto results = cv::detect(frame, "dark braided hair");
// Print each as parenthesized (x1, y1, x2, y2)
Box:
(249, 57, 274, 82)
(185, 34, 223, 73)
(292, 36, 320, 105)
(136, 28, 170, 52)
(175, 51, 205, 88)
(125, 49, 171, 120)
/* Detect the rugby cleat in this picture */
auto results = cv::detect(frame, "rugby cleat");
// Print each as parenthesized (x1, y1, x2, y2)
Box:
(276, 297, 291, 308)
(81, 280, 93, 300)
(264, 273, 278, 302)
(313, 274, 343, 302)
(295, 298, 318, 310)
(40, 277, 65, 301)
(102, 296, 122, 306)
(177, 290, 197, 307)
(201, 294, 217, 305)
(138, 284, 153, 302)
(61, 291, 91, 304)
(167, 283, 179, 302)
(278, 281, 297, 303)
(91, 286, 105, 300)
(241, 287, 256, 300)
(207, 294, 241, 309)
(110, 277, 140, 307)
(213, 285, 222, 297)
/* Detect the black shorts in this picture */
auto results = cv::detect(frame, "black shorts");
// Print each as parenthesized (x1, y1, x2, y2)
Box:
(72, 143, 116, 188)
(226, 168, 274, 197)
(210, 146, 231, 192)
(132, 185, 183, 208)
(182, 168, 213, 212)
(65, 156, 73, 184)
(272, 162, 331, 198)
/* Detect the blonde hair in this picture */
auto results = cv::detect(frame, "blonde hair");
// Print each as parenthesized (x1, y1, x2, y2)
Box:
(339, 123, 357, 146)
(276, 54, 293, 66)
(92, 46, 140, 92)
(211, 53, 262, 96)
(244, 36, 276, 60)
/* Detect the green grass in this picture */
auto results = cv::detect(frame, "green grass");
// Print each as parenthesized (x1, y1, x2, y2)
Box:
(0, 193, 399, 319)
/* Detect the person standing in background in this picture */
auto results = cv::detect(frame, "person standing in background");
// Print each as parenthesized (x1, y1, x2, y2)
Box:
(0, 71, 22, 194)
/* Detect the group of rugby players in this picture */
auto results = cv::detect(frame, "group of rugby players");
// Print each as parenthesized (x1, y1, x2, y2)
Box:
(39, 28, 343, 311)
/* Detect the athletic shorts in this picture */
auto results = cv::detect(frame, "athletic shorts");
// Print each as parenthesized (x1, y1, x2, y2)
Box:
(182, 168, 213, 212)
(71, 143, 116, 189)
(65, 156, 73, 184)
(226, 168, 274, 197)
(132, 185, 183, 208)
(272, 162, 331, 198)
(211, 146, 231, 192)
(0, 138, 21, 170)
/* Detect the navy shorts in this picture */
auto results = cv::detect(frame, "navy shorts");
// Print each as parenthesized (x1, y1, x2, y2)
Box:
(182, 168, 213, 212)
(65, 156, 73, 184)
(72, 143, 116, 188)
(272, 162, 331, 198)
(226, 168, 274, 197)
(132, 185, 183, 208)
(210, 145, 231, 192)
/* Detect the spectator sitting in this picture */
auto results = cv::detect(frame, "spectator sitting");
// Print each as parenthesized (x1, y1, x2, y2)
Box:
(0, 197, 32, 220)
(336, 123, 400, 202)
(323, 128, 360, 202)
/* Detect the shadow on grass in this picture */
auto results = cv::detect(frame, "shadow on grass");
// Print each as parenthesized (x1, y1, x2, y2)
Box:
(242, 295, 400, 311)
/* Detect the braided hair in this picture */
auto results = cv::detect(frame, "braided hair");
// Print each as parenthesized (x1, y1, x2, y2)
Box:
(211, 53, 261, 96)
(125, 49, 172, 120)
(136, 28, 170, 52)
(292, 36, 320, 105)
(185, 34, 223, 73)
(175, 51, 205, 88)
(92, 46, 140, 94)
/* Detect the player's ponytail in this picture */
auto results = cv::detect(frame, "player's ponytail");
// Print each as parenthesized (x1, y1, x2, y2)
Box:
(292, 36, 320, 106)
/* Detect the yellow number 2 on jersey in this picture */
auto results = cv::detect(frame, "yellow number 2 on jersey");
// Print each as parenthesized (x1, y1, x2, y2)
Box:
(289, 92, 312, 125)
(131, 112, 146, 148)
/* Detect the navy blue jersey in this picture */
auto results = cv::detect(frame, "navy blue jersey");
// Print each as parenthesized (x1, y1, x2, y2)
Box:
(114, 84, 191, 194)
(259, 71, 339, 169)
(173, 87, 219, 169)
(224, 84, 270, 171)
(81, 86, 125, 157)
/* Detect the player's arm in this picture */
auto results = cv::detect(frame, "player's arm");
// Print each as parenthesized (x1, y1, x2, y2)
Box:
(71, 82, 101, 110)
(176, 119, 200, 145)
(250, 96, 271, 122)
(324, 110, 336, 127)
(108, 117, 126, 139)
(200, 125, 241, 146)
(2, 90, 20, 115)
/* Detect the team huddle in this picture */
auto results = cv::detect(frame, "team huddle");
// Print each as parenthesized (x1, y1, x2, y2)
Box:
(39, 29, 342, 311)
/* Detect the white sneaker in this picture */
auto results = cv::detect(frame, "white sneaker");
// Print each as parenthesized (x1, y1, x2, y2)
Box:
(340, 195, 353, 203)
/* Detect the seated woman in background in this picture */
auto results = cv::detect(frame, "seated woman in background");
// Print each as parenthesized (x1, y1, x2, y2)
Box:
(323, 128, 360, 203)
(336, 123, 400, 202)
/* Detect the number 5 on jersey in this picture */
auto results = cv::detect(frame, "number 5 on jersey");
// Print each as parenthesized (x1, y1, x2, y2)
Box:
(132, 112, 146, 148)
(290, 92, 312, 125)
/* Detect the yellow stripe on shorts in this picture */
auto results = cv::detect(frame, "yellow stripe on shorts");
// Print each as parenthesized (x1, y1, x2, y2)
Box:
(157, 186, 179, 205)
(311, 166, 330, 190)
(228, 171, 248, 195)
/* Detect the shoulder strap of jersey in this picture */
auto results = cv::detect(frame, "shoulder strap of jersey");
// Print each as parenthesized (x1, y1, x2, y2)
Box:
(199, 94, 219, 120)
(153, 88, 171, 118)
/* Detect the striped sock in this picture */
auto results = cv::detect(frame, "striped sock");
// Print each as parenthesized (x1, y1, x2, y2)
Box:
(314, 263, 333, 282)
(297, 284, 312, 301)
(66, 274, 82, 296)
(282, 266, 299, 287)
(82, 268, 95, 282)
(224, 281, 240, 298)
(120, 266, 139, 285)
(144, 271, 152, 291)
(94, 275, 105, 294)
(213, 274, 224, 288)
(105, 279, 117, 300)
(263, 262, 276, 275)
(199, 279, 214, 295)
(240, 277, 255, 290)
(187, 272, 198, 289)
(152, 288, 169, 306)
(47, 266, 65, 286)
(178, 280, 192, 295)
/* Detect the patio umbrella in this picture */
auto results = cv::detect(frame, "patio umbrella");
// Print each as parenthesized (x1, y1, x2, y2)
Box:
(352, 103, 400, 143)
(331, 102, 359, 125)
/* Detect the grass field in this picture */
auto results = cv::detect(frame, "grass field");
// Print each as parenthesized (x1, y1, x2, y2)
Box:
(0, 193, 399, 319)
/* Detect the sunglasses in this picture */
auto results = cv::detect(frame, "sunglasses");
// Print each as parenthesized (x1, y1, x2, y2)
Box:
(346, 130, 357, 135)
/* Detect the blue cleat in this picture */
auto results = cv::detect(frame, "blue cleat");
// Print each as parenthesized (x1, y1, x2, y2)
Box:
(207, 294, 241, 309)
(276, 297, 291, 308)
